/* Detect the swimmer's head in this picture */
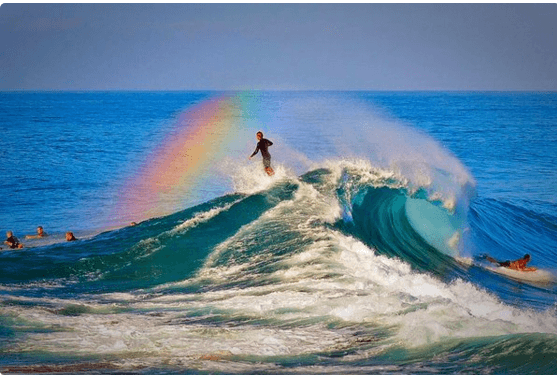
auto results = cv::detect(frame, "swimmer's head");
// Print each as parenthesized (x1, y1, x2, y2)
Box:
(524, 254, 531, 260)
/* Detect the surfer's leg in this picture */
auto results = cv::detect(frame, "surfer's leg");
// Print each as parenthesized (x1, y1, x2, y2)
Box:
(482, 254, 511, 268)
(483, 255, 499, 264)
(263, 157, 274, 176)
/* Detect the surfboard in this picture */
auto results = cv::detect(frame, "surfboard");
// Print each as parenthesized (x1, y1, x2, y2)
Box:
(0, 246, 23, 252)
(487, 265, 555, 284)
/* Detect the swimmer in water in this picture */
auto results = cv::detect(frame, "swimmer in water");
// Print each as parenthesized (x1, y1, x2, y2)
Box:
(65, 232, 77, 241)
(26, 226, 48, 239)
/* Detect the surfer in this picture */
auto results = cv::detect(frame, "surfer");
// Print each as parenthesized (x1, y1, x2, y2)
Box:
(25, 226, 48, 239)
(483, 254, 537, 272)
(5, 231, 24, 249)
(249, 131, 274, 176)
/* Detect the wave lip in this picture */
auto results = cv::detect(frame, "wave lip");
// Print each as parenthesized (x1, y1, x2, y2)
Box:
(333, 160, 472, 263)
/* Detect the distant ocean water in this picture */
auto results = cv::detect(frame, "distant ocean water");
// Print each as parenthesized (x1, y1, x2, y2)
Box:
(1, 91, 556, 374)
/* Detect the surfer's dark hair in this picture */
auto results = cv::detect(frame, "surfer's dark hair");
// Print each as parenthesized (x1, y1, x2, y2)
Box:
(257, 131, 263, 137)
(524, 254, 531, 259)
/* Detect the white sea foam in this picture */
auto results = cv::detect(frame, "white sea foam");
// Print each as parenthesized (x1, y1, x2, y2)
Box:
(172, 200, 241, 234)
(5, 302, 344, 366)
(330, 233, 557, 345)
(3, 224, 556, 369)
(229, 162, 295, 195)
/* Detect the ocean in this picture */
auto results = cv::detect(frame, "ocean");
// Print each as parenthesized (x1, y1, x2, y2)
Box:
(1, 91, 556, 374)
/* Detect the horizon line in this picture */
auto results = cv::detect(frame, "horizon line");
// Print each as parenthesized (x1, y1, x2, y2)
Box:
(2, 89, 557, 93)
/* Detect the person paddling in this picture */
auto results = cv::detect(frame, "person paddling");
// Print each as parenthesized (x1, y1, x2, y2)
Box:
(5, 231, 24, 249)
(249, 131, 274, 176)
(483, 253, 537, 272)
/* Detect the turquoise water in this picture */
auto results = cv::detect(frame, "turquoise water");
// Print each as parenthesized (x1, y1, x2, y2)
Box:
(1, 91, 557, 373)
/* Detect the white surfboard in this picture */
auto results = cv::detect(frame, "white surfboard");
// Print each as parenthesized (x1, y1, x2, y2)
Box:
(487, 265, 555, 284)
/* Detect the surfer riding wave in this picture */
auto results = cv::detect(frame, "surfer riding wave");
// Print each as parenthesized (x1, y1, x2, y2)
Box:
(249, 131, 274, 176)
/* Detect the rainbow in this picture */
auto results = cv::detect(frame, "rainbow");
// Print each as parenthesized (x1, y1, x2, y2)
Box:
(112, 92, 260, 226)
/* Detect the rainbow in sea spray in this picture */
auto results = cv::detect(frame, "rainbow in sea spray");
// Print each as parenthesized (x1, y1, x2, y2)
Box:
(113, 92, 260, 225)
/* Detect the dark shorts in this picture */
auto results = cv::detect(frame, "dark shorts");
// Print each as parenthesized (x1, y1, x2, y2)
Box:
(499, 261, 511, 267)
(263, 157, 271, 168)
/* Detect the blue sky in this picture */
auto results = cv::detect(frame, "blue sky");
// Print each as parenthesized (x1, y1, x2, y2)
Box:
(1, 3, 556, 91)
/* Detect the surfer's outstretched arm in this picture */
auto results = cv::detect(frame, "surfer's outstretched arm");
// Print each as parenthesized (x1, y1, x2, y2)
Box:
(250, 146, 259, 159)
